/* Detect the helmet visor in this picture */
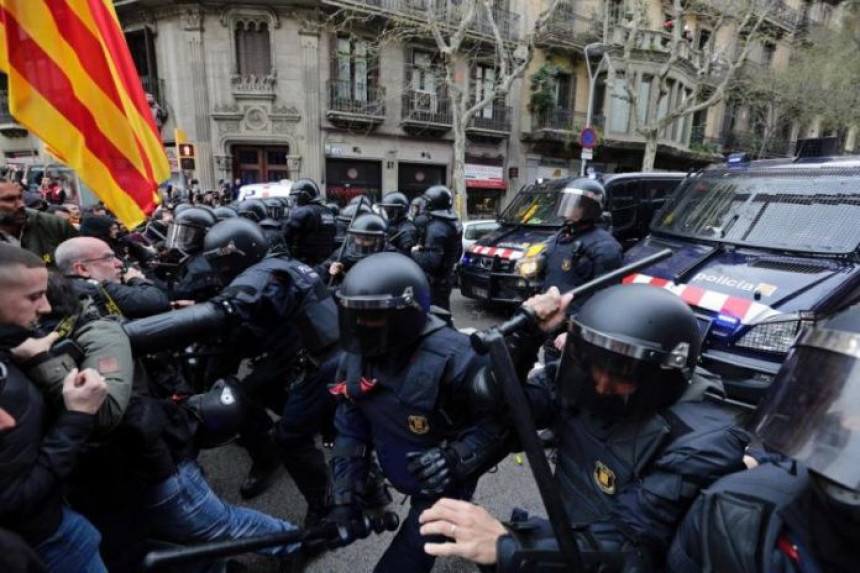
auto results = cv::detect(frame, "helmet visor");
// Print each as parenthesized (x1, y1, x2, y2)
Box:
(343, 232, 385, 261)
(267, 204, 284, 220)
(165, 222, 205, 253)
(556, 188, 602, 220)
(754, 330, 860, 491)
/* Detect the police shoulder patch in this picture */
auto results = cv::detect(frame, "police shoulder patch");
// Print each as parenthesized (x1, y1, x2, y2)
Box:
(594, 460, 616, 495)
(408, 415, 430, 435)
(561, 258, 572, 271)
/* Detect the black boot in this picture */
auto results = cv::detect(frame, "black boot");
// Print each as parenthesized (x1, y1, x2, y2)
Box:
(239, 455, 280, 500)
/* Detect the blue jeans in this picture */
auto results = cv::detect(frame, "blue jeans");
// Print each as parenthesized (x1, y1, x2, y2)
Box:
(34, 506, 107, 573)
(145, 460, 299, 555)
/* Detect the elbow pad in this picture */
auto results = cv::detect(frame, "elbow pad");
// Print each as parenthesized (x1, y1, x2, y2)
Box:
(122, 300, 233, 355)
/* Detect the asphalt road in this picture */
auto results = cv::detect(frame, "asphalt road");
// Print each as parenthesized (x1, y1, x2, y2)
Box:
(199, 290, 547, 572)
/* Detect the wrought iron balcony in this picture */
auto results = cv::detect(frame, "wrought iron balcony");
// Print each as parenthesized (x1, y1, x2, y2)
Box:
(401, 88, 452, 134)
(326, 80, 386, 129)
(723, 129, 793, 158)
(467, 99, 512, 139)
(532, 109, 603, 133)
(322, 0, 521, 42)
(535, 1, 600, 50)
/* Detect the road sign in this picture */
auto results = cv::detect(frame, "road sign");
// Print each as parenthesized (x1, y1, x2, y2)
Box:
(580, 148, 594, 161)
(579, 127, 598, 149)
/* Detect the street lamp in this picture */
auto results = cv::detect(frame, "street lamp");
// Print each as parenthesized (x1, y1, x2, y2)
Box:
(582, 42, 608, 176)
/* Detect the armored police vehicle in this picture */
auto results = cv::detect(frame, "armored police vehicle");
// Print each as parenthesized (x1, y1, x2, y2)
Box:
(458, 172, 686, 303)
(624, 154, 860, 407)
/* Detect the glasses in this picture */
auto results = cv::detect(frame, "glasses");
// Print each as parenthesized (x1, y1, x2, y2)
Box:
(78, 252, 118, 264)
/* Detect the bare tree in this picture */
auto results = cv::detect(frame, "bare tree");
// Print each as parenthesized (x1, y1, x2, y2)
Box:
(321, 0, 564, 218)
(610, 0, 771, 170)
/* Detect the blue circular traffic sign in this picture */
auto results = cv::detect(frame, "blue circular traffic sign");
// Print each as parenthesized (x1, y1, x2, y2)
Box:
(580, 127, 598, 149)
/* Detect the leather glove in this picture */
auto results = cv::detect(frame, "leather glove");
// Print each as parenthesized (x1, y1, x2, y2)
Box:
(406, 448, 456, 496)
(322, 504, 363, 549)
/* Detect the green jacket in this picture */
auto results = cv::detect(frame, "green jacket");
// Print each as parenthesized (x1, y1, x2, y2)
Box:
(26, 318, 134, 433)
(21, 208, 79, 265)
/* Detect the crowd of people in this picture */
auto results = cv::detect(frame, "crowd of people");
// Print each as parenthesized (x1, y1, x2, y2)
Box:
(0, 175, 856, 573)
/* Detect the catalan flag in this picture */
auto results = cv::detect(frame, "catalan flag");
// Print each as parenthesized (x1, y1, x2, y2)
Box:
(0, 0, 169, 229)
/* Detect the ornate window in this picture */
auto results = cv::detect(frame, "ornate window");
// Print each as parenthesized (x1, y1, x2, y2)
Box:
(220, 8, 279, 98)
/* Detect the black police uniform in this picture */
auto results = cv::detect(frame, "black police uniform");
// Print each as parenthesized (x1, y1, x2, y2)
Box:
(331, 317, 506, 572)
(210, 254, 340, 508)
(411, 211, 462, 311)
(387, 218, 417, 255)
(330, 252, 508, 573)
(668, 462, 847, 572)
(172, 253, 223, 302)
(494, 284, 750, 570)
(284, 203, 336, 265)
(542, 222, 622, 314)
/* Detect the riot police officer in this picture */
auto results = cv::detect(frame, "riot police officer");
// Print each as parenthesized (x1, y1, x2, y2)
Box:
(164, 206, 223, 302)
(669, 306, 860, 572)
(417, 283, 750, 570)
(379, 191, 417, 255)
(328, 252, 508, 573)
(317, 212, 388, 288)
(284, 178, 336, 265)
(236, 198, 268, 223)
(334, 202, 372, 250)
(411, 186, 463, 311)
(542, 178, 622, 313)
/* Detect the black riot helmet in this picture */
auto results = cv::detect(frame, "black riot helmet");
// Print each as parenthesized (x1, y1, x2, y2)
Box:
(213, 206, 238, 221)
(203, 217, 268, 283)
(173, 202, 194, 217)
(237, 199, 268, 223)
(289, 178, 321, 207)
(409, 195, 427, 220)
(557, 283, 699, 421)
(423, 185, 453, 211)
(336, 203, 373, 242)
(343, 213, 388, 264)
(165, 207, 217, 255)
(555, 178, 606, 225)
(325, 202, 341, 217)
(262, 197, 285, 220)
(336, 252, 431, 357)
(186, 378, 248, 449)
(380, 192, 409, 223)
(754, 306, 860, 519)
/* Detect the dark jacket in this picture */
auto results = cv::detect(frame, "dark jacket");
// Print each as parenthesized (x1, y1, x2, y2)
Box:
(69, 276, 170, 320)
(0, 325, 95, 544)
(7, 209, 78, 265)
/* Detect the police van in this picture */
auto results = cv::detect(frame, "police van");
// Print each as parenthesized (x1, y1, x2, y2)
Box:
(458, 172, 686, 303)
(624, 154, 860, 407)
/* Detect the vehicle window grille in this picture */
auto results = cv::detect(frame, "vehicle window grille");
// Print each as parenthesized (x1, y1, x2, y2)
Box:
(749, 258, 832, 274)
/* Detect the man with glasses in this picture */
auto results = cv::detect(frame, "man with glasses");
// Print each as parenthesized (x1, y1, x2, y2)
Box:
(54, 237, 170, 319)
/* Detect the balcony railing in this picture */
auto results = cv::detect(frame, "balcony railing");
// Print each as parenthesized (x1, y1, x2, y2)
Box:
(536, 1, 600, 49)
(327, 80, 386, 118)
(322, 0, 521, 41)
(231, 73, 276, 98)
(401, 89, 452, 126)
(533, 109, 603, 133)
(467, 100, 512, 133)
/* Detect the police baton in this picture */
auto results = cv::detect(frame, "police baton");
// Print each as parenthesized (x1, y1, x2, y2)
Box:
(143, 511, 399, 570)
(470, 248, 673, 353)
(328, 195, 370, 287)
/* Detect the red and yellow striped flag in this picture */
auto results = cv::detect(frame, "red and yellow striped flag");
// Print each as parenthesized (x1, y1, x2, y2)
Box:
(0, 0, 169, 229)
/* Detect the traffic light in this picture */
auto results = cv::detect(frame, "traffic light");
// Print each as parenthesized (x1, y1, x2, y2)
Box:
(178, 143, 196, 171)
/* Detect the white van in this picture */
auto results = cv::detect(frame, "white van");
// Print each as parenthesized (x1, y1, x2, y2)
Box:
(237, 180, 293, 202)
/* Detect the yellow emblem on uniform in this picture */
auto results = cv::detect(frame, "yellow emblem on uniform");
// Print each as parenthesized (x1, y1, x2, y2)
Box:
(561, 258, 572, 271)
(594, 461, 616, 495)
(408, 415, 430, 435)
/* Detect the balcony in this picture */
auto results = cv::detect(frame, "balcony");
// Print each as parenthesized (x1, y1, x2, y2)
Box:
(535, 1, 600, 51)
(527, 109, 603, 142)
(0, 92, 27, 138)
(231, 73, 276, 99)
(401, 89, 452, 135)
(684, 0, 800, 33)
(466, 100, 512, 140)
(326, 80, 386, 129)
(321, 0, 521, 42)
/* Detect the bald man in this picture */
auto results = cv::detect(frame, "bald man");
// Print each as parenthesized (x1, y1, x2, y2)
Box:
(55, 237, 170, 319)
(0, 244, 108, 572)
